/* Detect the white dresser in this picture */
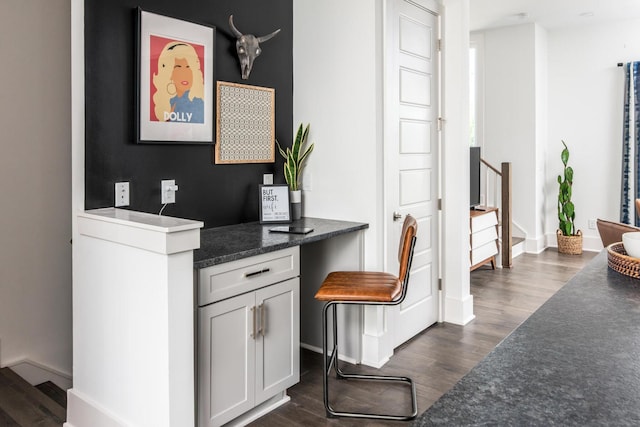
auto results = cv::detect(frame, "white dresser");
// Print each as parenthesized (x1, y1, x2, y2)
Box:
(470, 208, 499, 271)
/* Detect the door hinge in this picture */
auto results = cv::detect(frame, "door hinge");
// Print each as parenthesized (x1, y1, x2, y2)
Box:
(438, 198, 442, 210)
(437, 38, 442, 52)
(438, 278, 442, 291)
(437, 117, 446, 131)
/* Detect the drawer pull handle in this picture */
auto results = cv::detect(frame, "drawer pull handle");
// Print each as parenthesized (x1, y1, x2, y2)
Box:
(245, 268, 271, 278)
(250, 306, 257, 339)
(257, 303, 266, 336)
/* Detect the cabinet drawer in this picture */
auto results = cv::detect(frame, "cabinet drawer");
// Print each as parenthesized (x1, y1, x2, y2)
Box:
(198, 247, 300, 306)
(471, 241, 498, 266)
(471, 226, 498, 250)
(471, 211, 498, 232)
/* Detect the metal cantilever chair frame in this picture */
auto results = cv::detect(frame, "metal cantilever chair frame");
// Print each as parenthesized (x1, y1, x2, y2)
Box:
(320, 232, 418, 421)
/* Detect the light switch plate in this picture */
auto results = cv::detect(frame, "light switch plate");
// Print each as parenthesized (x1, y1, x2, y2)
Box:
(263, 174, 274, 185)
(115, 182, 129, 207)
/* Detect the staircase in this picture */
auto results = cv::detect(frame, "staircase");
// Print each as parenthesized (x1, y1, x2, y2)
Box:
(0, 367, 66, 426)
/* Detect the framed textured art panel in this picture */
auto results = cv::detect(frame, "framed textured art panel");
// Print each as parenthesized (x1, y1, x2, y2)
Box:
(215, 81, 275, 164)
(136, 8, 215, 144)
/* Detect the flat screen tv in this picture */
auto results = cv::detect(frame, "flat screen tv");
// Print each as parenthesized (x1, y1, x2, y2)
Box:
(470, 146, 481, 208)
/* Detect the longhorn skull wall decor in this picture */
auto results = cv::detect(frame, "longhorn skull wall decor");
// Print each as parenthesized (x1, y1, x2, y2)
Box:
(229, 15, 281, 80)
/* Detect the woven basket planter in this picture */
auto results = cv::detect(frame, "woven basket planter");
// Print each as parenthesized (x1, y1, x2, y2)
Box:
(557, 229, 582, 255)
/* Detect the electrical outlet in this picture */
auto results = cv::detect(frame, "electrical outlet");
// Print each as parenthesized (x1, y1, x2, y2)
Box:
(115, 182, 129, 207)
(588, 219, 597, 230)
(161, 179, 178, 204)
(301, 170, 312, 191)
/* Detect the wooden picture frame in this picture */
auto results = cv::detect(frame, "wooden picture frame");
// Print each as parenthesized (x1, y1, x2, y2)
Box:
(215, 81, 275, 164)
(136, 8, 215, 144)
(259, 185, 291, 223)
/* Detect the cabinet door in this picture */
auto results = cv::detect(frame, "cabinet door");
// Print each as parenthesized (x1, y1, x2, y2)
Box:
(254, 278, 300, 404)
(198, 292, 255, 427)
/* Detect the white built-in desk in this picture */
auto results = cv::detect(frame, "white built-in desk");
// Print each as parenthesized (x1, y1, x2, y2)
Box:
(193, 217, 368, 427)
(68, 210, 367, 427)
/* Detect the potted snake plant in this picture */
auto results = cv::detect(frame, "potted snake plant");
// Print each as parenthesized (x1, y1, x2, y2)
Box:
(276, 123, 314, 220)
(557, 140, 582, 254)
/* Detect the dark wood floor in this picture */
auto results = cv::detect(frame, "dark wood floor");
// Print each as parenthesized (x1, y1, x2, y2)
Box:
(250, 249, 597, 426)
(0, 249, 595, 427)
(0, 368, 66, 426)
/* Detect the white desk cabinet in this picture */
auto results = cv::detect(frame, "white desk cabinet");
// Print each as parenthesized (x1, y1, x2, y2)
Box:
(197, 247, 300, 427)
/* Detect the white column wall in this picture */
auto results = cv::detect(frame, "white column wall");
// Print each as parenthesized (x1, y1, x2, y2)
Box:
(534, 25, 548, 253)
(481, 24, 541, 252)
(292, 0, 383, 271)
(0, 0, 72, 387)
(440, 0, 474, 325)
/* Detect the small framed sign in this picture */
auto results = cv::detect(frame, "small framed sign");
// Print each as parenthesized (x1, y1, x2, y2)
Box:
(259, 185, 291, 223)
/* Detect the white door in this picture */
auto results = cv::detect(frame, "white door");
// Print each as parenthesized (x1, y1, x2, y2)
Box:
(385, 0, 439, 347)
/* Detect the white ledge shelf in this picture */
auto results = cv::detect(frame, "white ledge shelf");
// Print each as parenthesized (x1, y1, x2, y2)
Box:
(78, 207, 204, 255)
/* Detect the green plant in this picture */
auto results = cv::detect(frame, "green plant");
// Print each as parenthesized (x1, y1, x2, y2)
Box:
(276, 123, 314, 191)
(557, 140, 576, 236)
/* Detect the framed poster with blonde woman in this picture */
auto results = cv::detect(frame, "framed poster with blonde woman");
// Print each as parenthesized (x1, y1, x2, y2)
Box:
(136, 8, 215, 144)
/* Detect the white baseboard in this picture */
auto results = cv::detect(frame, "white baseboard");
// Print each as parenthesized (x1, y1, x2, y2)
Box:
(4, 358, 72, 390)
(300, 342, 358, 365)
(65, 389, 128, 427)
(443, 294, 475, 325)
(224, 392, 290, 427)
(525, 235, 546, 254)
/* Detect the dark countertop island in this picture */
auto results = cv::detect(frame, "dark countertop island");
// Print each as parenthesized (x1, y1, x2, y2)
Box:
(194, 217, 368, 269)
(413, 251, 640, 426)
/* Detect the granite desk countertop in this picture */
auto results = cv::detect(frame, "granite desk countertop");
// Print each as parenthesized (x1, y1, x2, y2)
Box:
(193, 217, 368, 269)
(413, 251, 640, 426)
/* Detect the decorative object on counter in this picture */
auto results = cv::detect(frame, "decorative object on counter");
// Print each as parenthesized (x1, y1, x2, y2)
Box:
(622, 231, 640, 258)
(215, 81, 275, 164)
(228, 15, 281, 80)
(276, 123, 315, 220)
(136, 8, 215, 144)
(556, 140, 582, 254)
(259, 184, 291, 223)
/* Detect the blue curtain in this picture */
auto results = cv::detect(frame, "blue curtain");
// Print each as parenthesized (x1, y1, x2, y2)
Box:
(621, 62, 640, 226)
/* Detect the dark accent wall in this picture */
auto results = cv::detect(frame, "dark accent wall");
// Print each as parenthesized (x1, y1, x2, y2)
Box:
(85, 0, 292, 227)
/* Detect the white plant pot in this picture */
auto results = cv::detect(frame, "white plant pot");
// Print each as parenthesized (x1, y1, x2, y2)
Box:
(290, 190, 302, 220)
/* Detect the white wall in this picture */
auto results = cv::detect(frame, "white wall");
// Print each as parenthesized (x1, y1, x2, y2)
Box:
(478, 19, 640, 253)
(293, 0, 384, 270)
(534, 25, 548, 249)
(481, 24, 545, 252)
(0, 0, 72, 386)
(546, 19, 640, 250)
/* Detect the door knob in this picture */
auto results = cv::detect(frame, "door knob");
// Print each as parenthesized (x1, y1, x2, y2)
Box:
(393, 212, 403, 221)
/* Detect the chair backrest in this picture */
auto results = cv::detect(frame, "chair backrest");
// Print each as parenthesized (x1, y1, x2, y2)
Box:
(398, 215, 418, 290)
(596, 218, 640, 247)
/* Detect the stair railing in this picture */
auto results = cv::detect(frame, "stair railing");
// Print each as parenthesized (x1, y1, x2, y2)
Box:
(480, 159, 512, 268)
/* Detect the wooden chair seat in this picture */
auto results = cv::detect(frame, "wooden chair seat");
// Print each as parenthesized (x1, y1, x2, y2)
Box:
(314, 271, 401, 302)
